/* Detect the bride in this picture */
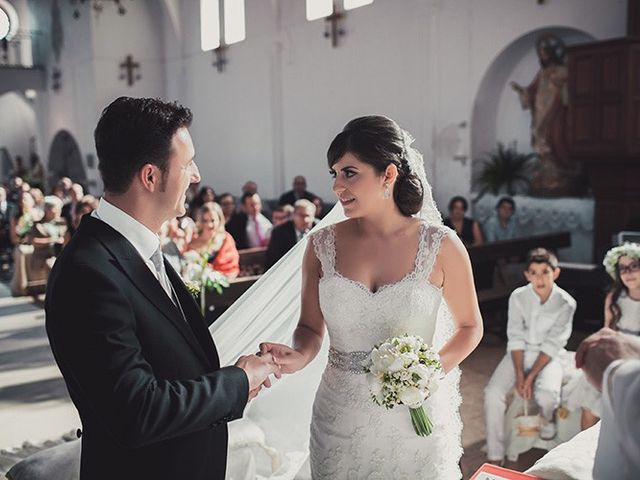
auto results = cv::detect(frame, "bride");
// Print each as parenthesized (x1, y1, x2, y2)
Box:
(260, 116, 483, 479)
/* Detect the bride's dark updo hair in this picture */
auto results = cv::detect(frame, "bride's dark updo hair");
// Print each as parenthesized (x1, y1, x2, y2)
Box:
(327, 115, 424, 217)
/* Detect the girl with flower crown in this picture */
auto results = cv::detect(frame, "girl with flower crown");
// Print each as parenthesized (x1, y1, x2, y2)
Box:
(566, 242, 640, 430)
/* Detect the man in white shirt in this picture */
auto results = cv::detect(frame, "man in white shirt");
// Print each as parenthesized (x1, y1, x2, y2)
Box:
(484, 248, 576, 464)
(575, 328, 640, 479)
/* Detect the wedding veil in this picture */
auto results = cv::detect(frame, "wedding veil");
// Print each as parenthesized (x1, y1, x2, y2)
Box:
(210, 130, 460, 479)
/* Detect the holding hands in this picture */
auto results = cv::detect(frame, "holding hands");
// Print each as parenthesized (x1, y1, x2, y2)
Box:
(259, 342, 307, 374)
(235, 352, 281, 400)
(236, 342, 308, 400)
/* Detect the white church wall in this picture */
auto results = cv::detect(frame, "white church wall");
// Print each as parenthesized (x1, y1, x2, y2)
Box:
(165, 0, 280, 199)
(12, 0, 627, 201)
(0, 92, 37, 178)
(165, 0, 626, 208)
(91, 0, 166, 111)
(25, 0, 98, 189)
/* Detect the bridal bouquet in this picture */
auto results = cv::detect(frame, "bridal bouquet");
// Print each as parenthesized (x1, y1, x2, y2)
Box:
(367, 334, 444, 437)
(181, 250, 229, 315)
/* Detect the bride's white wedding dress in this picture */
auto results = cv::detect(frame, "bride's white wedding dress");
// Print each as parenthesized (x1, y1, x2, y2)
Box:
(308, 221, 463, 479)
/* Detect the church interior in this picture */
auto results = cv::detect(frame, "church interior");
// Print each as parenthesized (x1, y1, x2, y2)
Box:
(0, 0, 638, 478)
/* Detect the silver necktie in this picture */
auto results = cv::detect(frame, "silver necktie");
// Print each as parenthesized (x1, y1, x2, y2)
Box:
(150, 247, 174, 303)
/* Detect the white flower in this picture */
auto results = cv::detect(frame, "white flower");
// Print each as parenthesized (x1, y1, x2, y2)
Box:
(398, 386, 426, 409)
(408, 364, 431, 389)
(370, 347, 403, 374)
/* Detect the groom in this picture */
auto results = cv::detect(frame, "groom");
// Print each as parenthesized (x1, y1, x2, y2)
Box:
(45, 97, 278, 480)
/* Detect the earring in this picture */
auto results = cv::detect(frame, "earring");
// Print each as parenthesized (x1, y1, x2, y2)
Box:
(383, 184, 391, 199)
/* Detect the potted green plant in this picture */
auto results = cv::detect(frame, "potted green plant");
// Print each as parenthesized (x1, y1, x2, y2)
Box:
(474, 142, 535, 201)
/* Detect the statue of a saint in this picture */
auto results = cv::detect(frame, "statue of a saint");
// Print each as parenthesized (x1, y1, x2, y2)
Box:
(511, 34, 582, 196)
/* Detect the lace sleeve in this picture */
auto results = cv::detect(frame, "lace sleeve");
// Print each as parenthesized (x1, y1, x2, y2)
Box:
(310, 225, 336, 278)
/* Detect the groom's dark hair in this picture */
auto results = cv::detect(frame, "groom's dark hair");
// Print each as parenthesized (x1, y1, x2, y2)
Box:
(95, 96, 193, 194)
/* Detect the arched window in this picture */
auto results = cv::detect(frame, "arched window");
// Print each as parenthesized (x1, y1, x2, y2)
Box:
(0, 0, 19, 42)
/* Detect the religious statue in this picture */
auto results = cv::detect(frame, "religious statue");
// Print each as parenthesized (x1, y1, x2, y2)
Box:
(511, 34, 583, 197)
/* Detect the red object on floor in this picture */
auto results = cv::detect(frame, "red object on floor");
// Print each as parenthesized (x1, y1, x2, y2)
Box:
(470, 463, 543, 479)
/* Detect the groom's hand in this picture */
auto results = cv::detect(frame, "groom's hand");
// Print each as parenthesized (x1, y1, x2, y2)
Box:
(235, 353, 281, 395)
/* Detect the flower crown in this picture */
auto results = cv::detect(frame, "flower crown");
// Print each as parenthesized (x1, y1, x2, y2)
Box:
(603, 242, 640, 279)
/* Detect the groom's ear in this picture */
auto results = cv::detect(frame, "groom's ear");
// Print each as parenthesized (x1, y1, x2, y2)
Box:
(139, 163, 159, 192)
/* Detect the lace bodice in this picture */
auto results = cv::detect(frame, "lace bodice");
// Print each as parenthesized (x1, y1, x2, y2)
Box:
(311, 221, 447, 352)
(308, 221, 463, 479)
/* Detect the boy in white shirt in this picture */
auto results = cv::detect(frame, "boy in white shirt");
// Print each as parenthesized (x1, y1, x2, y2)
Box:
(484, 248, 576, 464)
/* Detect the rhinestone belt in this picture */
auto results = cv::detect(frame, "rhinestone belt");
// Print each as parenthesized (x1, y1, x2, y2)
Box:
(328, 347, 370, 374)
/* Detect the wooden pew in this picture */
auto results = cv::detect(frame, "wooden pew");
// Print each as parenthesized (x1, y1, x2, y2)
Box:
(205, 275, 260, 323)
(209, 232, 573, 327)
(467, 231, 571, 289)
(238, 247, 267, 277)
(468, 231, 571, 335)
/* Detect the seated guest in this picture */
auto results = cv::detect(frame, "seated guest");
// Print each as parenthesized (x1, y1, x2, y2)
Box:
(7, 176, 23, 204)
(54, 176, 73, 204)
(71, 196, 98, 233)
(575, 328, 640, 479)
(278, 175, 319, 206)
(187, 202, 239, 278)
(566, 243, 640, 430)
(10, 191, 40, 245)
(241, 180, 258, 196)
(312, 197, 325, 219)
(61, 183, 84, 235)
(443, 195, 483, 246)
(30, 187, 45, 219)
(266, 199, 317, 268)
(272, 204, 294, 227)
(484, 248, 576, 465)
(226, 192, 272, 249)
(483, 196, 519, 242)
(0, 187, 15, 250)
(30, 195, 68, 250)
(189, 185, 216, 215)
(218, 192, 236, 223)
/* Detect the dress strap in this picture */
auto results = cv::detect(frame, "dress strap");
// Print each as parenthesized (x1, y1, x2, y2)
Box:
(310, 225, 336, 278)
(420, 223, 449, 281)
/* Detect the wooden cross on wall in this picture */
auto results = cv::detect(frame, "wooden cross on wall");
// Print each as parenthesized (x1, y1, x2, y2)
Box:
(212, 45, 228, 73)
(119, 54, 141, 86)
(324, 10, 345, 48)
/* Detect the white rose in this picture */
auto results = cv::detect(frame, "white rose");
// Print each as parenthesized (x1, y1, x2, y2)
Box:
(398, 386, 426, 409)
(387, 356, 405, 373)
(409, 364, 431, 388)
(370, 350, 395, 374)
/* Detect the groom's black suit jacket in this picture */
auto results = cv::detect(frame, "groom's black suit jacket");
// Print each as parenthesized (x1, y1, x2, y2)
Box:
(45, 215, 249, 480)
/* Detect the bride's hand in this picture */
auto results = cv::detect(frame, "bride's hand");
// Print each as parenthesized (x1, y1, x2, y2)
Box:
(259, 342, 306, 374)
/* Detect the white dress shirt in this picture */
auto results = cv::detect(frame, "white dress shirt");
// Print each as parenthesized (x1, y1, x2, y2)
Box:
(506, 283, 576, 358)
(245, 213, 272, 248)
(593, 358, 640, 479)
(91, 198, 164, 287)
